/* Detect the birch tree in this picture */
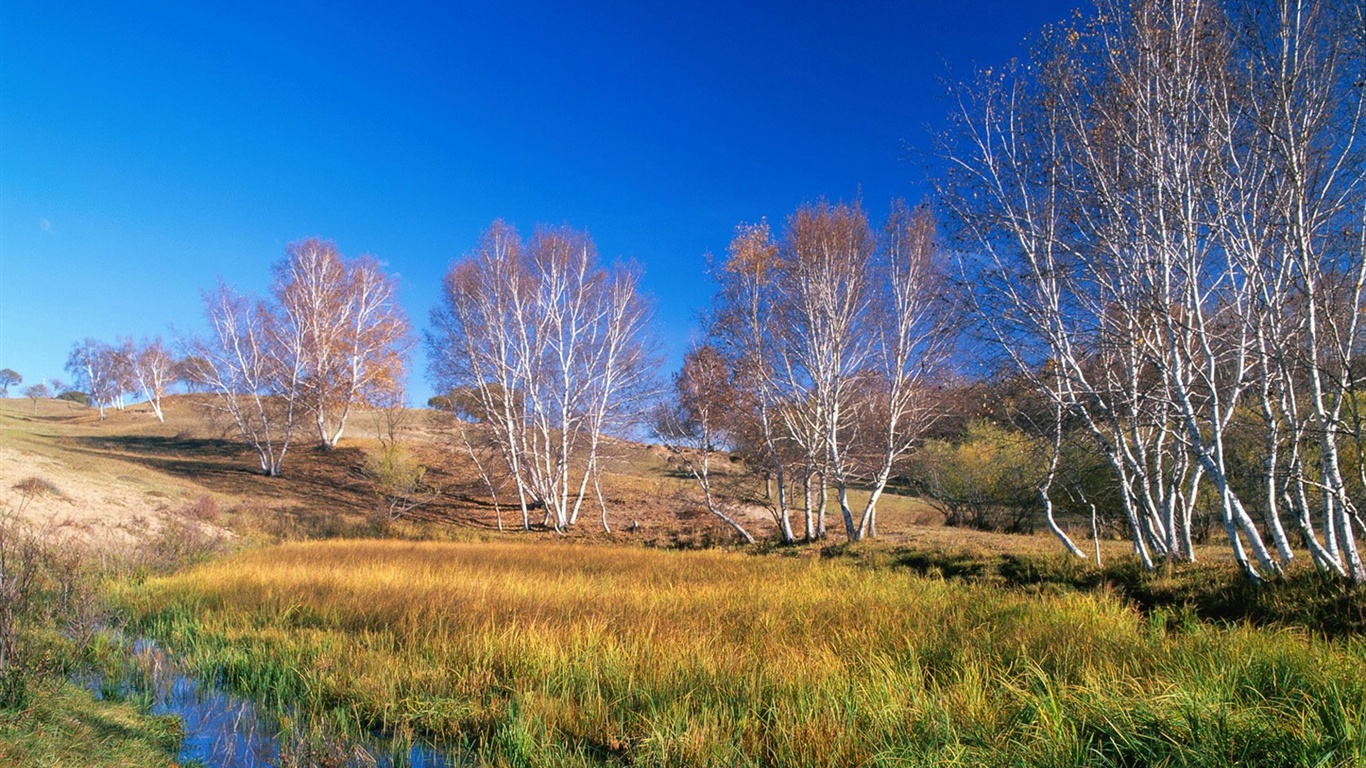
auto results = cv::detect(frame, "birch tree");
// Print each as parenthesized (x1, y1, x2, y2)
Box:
(124, 336, 176, 422)
(428, 221, 654, 532)
(711, 201, 951, 542)
(106, 344, 133, 411)
(710, 222, 800, 542)
(65, 339, 117, 420)
(776, 202, 877, 541)
(1229, 0, 1366, 581)
(941, 0, 1366, 581)
(274, 239, 412, 449)
(184, 282, 305, 477)
(654, 344, 757, 544)
(851, 202, 954, 539)
(430, 223, 535, 529)
(942, 1, 1252, 571)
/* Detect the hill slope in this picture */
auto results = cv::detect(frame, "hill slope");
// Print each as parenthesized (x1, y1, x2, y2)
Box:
(0, 394, 955, 549)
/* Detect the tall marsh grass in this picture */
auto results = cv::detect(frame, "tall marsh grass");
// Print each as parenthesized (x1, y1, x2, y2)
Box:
(114, 540, 1366, 766)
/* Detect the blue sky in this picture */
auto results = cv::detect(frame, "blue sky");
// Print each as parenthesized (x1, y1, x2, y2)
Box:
(1, 1, 1081, 403)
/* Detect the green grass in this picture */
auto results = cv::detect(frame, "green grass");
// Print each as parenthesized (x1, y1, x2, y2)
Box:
(0, 681, 181, 767)
(0, 506, 188, 767)
(113, 539, 1366, 767)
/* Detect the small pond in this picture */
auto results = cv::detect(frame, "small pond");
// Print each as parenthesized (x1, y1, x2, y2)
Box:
(82, 637, 461, 768)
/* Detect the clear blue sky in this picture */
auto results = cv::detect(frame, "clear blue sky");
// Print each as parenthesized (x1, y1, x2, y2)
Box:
(1, 0, 1081, 404)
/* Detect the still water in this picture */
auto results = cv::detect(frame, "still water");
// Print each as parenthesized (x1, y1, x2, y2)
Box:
(84, 638, 460, 768)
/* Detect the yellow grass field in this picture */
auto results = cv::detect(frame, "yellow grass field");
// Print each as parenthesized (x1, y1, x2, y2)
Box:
(5, 395, 1363, 766)
(117, 539, 1366, 767)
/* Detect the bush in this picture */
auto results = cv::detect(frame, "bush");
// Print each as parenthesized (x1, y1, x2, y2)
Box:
(0, 513, 96, 708)
(131, 517, 229, 577)
(909, 420, 1045, 532)
(56, 390, 90, 406)
(11, 477, 62, 499)
(364, 441, 438, 527)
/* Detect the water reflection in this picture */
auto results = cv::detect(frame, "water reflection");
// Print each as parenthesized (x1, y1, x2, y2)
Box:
(84, 638, 459, 768)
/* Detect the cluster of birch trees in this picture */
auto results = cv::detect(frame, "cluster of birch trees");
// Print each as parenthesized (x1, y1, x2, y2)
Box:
(427, 222, 653, 532)
(658, 201, 953, 544)
(941, 0, 1366, 581)
(64, 337, 178, 422)
(186, 239, 412, 476)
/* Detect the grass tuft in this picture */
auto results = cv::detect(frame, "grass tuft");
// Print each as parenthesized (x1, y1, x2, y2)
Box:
(10, 476, 62, 500)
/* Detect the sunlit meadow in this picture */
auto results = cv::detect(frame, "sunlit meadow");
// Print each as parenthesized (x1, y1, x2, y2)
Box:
(115, 540, 1366, 767)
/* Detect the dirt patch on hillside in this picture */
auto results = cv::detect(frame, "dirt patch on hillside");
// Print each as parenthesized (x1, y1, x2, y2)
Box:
(0, 443, 205, 545)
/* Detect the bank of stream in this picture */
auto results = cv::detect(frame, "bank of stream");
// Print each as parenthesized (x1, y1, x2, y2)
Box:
(83, 636, 460, 768)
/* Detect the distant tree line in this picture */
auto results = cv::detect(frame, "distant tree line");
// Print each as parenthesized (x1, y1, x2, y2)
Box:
(0, 369, 81, 412)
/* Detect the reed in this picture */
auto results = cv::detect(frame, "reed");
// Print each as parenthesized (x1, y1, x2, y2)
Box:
(115, 540, 1366, 766)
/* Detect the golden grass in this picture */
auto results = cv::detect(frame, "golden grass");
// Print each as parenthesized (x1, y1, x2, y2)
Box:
(116, 539, 1366, 766)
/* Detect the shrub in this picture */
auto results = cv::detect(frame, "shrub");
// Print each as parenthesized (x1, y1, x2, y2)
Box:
(56, 390, 91, 406)
(10, 477, 61, 500)
(910, 420, 1045, 532)
(0, 514, 98, 708)
(364, 441, 438, 527)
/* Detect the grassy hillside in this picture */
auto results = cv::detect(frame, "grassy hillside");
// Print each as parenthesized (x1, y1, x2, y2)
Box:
(0, 395, 950, 548)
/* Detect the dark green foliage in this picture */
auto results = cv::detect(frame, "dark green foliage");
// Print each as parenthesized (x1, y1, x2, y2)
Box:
(889, 546, 1366, 637)
(57, 389, 91, 405)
